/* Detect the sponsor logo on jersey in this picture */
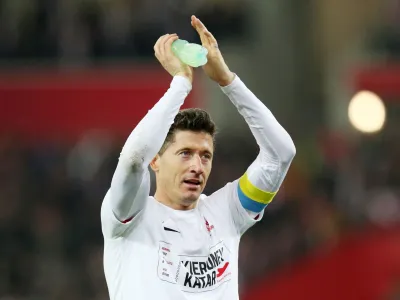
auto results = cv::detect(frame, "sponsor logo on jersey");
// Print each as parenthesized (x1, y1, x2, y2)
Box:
(158, 241, 231, 292)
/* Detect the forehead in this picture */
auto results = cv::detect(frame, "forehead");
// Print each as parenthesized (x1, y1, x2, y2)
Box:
(170, 130, 214, 152)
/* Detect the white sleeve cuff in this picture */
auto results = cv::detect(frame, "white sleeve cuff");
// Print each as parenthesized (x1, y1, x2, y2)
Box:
(172, 75, 192, 92)
(219, 74, 241, 94)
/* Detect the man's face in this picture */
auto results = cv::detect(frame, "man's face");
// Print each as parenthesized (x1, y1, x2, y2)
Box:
(151, 130, 213, 208)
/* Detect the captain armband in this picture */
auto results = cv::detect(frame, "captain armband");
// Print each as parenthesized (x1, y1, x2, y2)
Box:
(237, 172, 277, 213)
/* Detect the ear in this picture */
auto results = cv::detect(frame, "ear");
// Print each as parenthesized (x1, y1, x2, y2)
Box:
(150, 154, 160, 172)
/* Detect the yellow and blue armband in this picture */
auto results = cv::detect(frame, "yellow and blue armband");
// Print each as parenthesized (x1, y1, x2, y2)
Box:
(237, 172, 277, 213)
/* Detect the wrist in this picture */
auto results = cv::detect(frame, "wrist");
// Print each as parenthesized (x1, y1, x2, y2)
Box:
(175, 71, 193, 84)
(218, 72, 235, 87)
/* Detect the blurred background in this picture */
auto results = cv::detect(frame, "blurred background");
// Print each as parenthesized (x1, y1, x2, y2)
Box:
(0, 0, 400, 299)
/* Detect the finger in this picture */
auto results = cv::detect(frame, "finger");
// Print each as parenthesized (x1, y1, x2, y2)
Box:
(192, 16, 208, 45)
(164, 34, 179, 56)
(154, 35, 164, 56)
(191, 15, 209, 46)
(159, 34, 171, 58)
(192, 16, 218, 46)
(154, 34, 168, 58)
(204, 31, 219, 49)
(193, 16, 219, 49)
(194, 15, 207, 30)
(191, 15, 195, 28)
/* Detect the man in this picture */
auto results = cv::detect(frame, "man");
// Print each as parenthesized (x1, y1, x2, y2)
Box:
(101, 15, 296, 300)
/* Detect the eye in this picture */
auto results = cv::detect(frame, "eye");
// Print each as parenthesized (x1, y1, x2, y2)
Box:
(179, 150, 191, 158)
(202, 154, 212, 161)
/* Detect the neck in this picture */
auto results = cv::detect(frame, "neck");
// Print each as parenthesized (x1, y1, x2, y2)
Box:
(154, 190, 196, 211)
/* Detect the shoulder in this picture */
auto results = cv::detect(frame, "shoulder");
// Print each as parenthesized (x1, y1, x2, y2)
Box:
(200, 180, 239, 200)
(198, 180, 239, 210)
(101, 192, 154, 238)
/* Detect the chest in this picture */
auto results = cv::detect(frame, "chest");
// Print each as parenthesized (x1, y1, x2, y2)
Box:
(152, 217, 234, 293)
(121, 207, 238, 293)
(156, 212, 220, 255)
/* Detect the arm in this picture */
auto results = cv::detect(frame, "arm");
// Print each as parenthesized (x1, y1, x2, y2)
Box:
(101, 34, 193, 235)
(108, 75, 192, 222)
(191, 15, 295, 215)
(221, 76, 296, 213)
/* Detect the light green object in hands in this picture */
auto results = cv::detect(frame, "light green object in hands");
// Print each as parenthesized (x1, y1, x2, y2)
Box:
(171, 39, 208, 68)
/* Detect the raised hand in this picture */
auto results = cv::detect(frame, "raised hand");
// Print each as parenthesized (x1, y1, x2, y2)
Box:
(154, 34, 193, 84)
(191, 15, 235, 86)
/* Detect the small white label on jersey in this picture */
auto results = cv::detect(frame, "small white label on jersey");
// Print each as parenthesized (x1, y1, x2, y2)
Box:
(157, 241, 231, 293)
(157, 241, 180, 284)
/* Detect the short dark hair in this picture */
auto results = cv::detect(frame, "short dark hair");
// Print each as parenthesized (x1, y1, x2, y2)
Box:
(159, 108, 216, 155)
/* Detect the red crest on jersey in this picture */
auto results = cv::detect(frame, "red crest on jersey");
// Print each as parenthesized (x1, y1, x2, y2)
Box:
(204, 218, 214, 233)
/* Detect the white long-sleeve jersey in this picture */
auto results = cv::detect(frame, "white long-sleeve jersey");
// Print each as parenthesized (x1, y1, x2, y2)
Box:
(101, 75, 296, 300)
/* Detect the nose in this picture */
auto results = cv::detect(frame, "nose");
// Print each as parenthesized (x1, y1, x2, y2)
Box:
(189, 155, 204, 175)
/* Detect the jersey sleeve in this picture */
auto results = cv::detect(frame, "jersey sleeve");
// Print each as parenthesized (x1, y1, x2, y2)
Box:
(101, 170, 150, 238)
(202, 75, 295, 235)
(220, 75, 296, 214)
(100, 75, 192, 239)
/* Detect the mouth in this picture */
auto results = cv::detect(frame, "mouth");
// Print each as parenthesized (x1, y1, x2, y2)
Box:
(182, 179, 202, 189)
